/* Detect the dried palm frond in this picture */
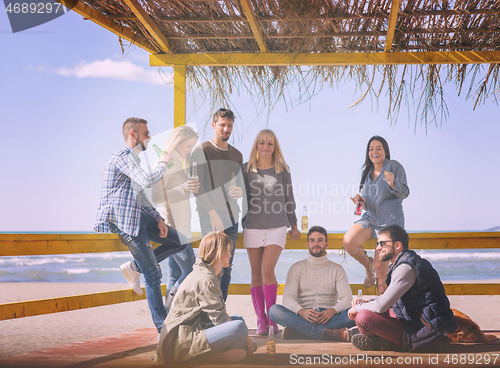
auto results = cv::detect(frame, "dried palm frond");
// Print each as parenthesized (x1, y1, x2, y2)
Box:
(78, 0, 500, 128)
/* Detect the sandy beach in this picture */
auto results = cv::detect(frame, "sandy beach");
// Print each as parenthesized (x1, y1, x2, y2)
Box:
(1, 282, 499, 359)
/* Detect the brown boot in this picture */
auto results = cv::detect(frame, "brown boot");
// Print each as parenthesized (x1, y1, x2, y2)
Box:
(282, 326, 308, 340)
(321, 328, 349, 341)
(364, 256, 375, 287)
(343, 245, 375, 287)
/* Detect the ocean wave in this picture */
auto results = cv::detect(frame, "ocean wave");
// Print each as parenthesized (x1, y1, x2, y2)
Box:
(64, 252, 130, 260)
(417, 251, 500, 261)
(61, 267, 121, 275)
(1, 249, 499, 283)
(62, 268, 91, 274)
(0, 252, 131, 266)
(0, 257, 85, 266)
(95, 267, 121, 272)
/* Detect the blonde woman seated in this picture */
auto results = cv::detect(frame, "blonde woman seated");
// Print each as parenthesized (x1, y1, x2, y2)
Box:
(156, 232, 255, 364)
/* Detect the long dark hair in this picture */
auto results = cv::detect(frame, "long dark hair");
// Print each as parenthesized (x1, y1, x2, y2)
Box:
(359, 136, 391, 191)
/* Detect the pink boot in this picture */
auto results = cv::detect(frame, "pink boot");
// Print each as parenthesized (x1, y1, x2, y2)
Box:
(263, 283, 278, 332)
(250, 286, 268, 335)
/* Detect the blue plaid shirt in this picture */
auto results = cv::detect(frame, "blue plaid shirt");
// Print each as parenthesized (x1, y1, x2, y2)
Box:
(95, 146, 167, 237)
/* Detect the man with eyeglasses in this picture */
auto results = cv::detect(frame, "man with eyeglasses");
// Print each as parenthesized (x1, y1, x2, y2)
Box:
(347, 224, 457, 352)
(95, 117, 188, 336)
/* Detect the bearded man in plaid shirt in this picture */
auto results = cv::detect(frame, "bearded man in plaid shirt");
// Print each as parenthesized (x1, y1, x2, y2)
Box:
(95, 117, 187, 334)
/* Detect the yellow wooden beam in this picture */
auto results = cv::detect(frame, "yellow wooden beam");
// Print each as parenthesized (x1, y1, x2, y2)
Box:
(229, 283, 500, 296)
(0, 284, 368, 321)
(227, 283, 378, 296)
(150, 50, 500, 66)
(55, 0, 157, 54)
(443, 283, 500, 295)
(122, 0, 171, 53)
(0, 286, 163, 321)
(385, 0, 402, 52)
(174, 65, 186, 127)
(281, 232, 500, 250)
(197, 232, 500, 250)
(1, 232, 500, 256)
(0, 233, 127, 256)
(2, 282, 499, 321)
(239, 0, 268, 52)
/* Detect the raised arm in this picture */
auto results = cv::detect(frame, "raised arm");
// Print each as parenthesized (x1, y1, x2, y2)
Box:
(117, 153, 167, 189)
(386, 160, 409, 199)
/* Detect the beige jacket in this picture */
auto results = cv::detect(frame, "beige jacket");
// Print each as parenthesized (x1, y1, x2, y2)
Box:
(151, 149, 192, 240)
(155, 258, 230, 363)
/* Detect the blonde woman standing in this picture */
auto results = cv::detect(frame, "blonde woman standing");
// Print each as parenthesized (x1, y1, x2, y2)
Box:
(243, 129, 300, 335)
(152, 126, 200, 310)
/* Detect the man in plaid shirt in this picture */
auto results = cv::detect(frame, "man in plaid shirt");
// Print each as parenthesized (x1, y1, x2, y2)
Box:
(95, 117, 187, 334)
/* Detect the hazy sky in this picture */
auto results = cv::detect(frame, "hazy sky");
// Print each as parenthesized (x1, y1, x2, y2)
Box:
(1, 10, 499, 233)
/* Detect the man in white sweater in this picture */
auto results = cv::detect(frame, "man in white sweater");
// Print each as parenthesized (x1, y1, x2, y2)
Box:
(269, 226, 356, 340)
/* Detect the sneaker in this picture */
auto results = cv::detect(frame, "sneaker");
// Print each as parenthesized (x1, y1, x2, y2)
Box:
(351, 334, 400, 351)
(347, 326, 360, 341)
(120, 261, 143, 295)
(282, 326, 308, 340)
(321, 328, 349, 341)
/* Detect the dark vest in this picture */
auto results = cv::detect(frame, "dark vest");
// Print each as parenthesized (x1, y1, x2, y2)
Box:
(387, 250, 457, 351)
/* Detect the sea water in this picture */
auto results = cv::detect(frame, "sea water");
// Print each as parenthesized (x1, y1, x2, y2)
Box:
(1, 248, 499, 283)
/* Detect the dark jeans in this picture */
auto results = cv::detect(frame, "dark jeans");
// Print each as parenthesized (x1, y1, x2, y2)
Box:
(269, 304, 355, 339)
(199, 212, 238, 301)
(112, 214, 187, 332)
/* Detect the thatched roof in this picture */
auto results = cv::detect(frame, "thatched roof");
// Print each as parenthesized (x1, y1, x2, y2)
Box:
(59, 0, 500, 126)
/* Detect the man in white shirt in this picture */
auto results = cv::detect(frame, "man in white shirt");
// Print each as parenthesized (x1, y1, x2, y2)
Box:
(269, 226, 356, 340)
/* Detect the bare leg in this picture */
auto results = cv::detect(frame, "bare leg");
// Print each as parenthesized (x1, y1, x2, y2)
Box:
(343, 224, 375, 287)
(247, 248, 264, 287)
(261, 245, 282, 285)
(247, 245, 282, 286)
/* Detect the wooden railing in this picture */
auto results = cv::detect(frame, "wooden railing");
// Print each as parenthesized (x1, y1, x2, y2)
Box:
(1, 232, 499, 321)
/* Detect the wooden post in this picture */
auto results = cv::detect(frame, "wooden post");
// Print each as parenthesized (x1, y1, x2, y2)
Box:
(174, 64, 186, 127)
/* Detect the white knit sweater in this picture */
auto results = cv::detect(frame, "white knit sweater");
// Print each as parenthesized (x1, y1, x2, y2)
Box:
(282, 253, 353, 315)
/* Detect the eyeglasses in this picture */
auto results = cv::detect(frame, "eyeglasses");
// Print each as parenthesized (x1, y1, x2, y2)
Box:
(133, 130, 151, 138)
(376, 240, 394, 247)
